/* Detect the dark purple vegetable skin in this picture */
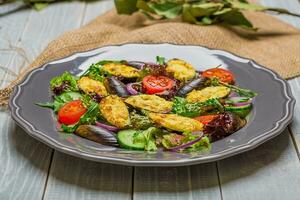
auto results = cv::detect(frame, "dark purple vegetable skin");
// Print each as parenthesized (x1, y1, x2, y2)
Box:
(106, 77, 130, 97)
(204, 112, 246, 142)
(127, 61, 146, 69)
(52, 81, 70, 95)
(75, 125, 119, 146)
(177, 77, 210, 97)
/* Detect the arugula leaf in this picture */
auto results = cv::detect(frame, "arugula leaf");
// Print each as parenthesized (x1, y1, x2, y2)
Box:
(172, 97, 202, 117)
(35, 102, 55, 109)
(61, 124, 78, 133)
(211, 78, 257, 98)
(172, 97, 224, 117)
(36, 92, 82, 113)
(80, 101, 100, 124)
(81, 63, 106, 82)
(156, 56, 166, 65)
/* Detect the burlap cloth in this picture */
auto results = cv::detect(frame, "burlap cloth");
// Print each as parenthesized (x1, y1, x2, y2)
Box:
(1, 9, 300, 106)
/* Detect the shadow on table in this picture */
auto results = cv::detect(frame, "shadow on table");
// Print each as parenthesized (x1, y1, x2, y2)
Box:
(12, 122, 292, 195)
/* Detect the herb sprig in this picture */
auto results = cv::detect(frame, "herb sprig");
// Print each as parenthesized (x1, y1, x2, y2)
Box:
(114, 0, 300, 30)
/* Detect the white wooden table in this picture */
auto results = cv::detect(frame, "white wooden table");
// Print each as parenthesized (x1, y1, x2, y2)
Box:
(0, 1, 300, 199)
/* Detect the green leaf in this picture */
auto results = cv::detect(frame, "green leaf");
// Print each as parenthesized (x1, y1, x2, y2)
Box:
(230, 1, 265, 11)
(182, 2, 223, 25)
(61, 124, 78, 133)
(50, 71, 79, 93)
(136, 0, 155, 13)
(81, 62, 113, 82)
(35, 102, 54, 109)
(211, 78, 258, 98)
(148, 1, 183, 19)
(33, 2, 49, 10)
(171, 97, 202, 117)
(182, 4, 198, 24)
(114, 0, 138, 14)
(213, 8, 233, 16)
(219, 9, 256, 30)
(156, 56, 166, 65)
(185, 136, 211, 152)
(133, 127, 159, 151)
(189, 2, 224, 17)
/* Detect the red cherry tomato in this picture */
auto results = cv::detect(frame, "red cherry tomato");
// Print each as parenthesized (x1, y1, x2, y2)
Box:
(202, 68, 235, 84)
(194, 115, 219, 125)
(58, 100, 87, 125)
(142, 75, 175, 94)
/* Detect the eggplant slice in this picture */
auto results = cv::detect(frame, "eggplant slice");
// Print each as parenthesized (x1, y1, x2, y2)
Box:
(75, 125, 119, 146)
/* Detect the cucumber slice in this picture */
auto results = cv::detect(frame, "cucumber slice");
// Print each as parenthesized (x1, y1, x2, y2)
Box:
(225, 104, 252, 118)
(117, 129, 146, 150)
(225, 97, 250, 104)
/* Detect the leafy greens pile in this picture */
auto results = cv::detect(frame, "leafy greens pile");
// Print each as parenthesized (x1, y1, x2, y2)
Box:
(114, 0, 300, 30)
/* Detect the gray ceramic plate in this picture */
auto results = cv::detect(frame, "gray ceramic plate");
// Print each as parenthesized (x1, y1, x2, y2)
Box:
(9, 43, 295, 166)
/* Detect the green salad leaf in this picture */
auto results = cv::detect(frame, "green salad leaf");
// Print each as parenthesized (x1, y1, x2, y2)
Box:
(171, 97, 224, 117)
(50, 72, 79, 93)
(211, 77, 257, 98)
(172, 96, 202, 117)
(156, 56, 166, 65)
(81, 63, 107, 82)
(161, 131, 211, 152)
(133, 127, 159, 151)
(36, 92, 82, 112)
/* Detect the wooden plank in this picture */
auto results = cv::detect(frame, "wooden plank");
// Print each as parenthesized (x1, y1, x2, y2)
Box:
(82, 0, 114, 25)
(44, 152, 132, 200)
(218, 129, 300, 200)
(134, 164, 222, 200)
(0, 5, 31, 86)
(260, 0, 300, 156)
(0, 113, 53, 200)
(217, 3, 300, 199)
(44, 2, 132, 200)
(260, 0, 300, 27)
(288, 78, 300, 154)
(0, 6, 50, 200)
(0, 2, 86, 200)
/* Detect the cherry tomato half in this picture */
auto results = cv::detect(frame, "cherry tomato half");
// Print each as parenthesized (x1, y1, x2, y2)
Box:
(58, 100, 87, 125)
(194, 114, 219, 125)
(202, 68, 235, 84)
(142, 75, 175, 94)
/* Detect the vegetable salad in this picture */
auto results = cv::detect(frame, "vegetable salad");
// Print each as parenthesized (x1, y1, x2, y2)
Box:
(38, 56, 257, 152)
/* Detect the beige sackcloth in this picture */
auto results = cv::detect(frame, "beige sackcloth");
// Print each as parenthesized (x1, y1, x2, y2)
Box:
(1, 9, 300, 106)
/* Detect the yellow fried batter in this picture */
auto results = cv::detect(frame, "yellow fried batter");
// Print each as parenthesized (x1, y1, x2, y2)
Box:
(102, 63, 140, 78)
(100, 95, 130, 128)
(166, 59, 196, 82)
(125, 95, 173, 113)
(187, 86, 230, 103)
(78, 76, 108, 96)
(148, 113, 203, 132)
